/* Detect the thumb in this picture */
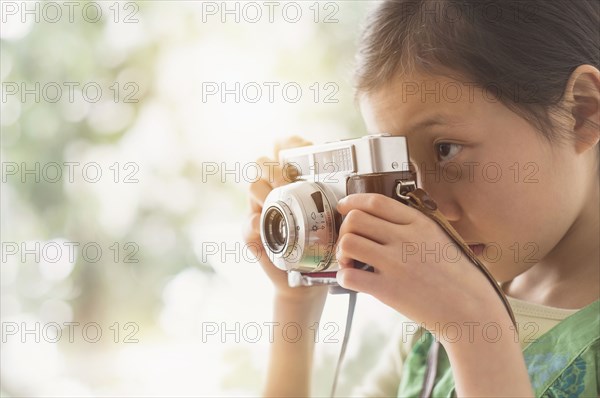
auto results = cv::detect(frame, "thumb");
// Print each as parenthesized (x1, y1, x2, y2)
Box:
(336, 267, 380, 295)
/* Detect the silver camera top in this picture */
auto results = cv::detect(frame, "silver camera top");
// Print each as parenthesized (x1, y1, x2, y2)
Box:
(280, 134, 411, 178)
(260, 134, 415, 281)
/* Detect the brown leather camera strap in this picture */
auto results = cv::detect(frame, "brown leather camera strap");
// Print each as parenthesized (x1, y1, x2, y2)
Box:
(404, 188, 517, 398)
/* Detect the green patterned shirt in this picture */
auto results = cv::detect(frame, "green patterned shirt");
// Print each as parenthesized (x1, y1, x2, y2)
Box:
(396, 299, 599, 397)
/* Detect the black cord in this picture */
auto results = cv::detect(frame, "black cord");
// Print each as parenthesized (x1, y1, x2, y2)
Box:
(329, 291, 357, 398)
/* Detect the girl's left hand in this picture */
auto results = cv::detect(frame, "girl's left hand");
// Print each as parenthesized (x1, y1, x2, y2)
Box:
(335, 193, 511, 342)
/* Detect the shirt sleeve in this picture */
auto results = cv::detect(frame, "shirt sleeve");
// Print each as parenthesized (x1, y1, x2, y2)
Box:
(349, 322, 427, 398)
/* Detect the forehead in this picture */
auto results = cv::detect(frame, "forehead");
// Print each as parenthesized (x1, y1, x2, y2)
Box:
(359, 71, 483, 136)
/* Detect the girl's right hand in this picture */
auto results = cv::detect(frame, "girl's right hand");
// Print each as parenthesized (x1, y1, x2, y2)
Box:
(242, 136, 329, 303)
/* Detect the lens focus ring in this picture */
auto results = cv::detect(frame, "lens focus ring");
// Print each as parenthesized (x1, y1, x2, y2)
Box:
(262, 202, 296, 255)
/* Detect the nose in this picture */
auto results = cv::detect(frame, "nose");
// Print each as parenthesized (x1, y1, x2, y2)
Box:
(431, 192, 462, 223)
(412, 163, 462, 223)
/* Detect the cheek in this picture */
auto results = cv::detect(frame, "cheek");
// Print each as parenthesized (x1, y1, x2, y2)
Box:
(458, 151, 578, 280)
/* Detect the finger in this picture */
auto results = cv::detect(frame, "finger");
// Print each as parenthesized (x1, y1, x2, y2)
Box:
(242, 212, 262, 244)
(256, 157, 299, 188)
(335, 232, 384, 270)
(256, 157, 283, 188)
(249, 195, 262, 213)
(337, 193, 422, 225)
(249, 179, 273, 208)
(338, 209, 398, 245)
(336, 267, 381, 295)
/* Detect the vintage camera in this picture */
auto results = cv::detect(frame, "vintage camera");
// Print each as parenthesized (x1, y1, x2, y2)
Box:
(259, 134, 417, 288)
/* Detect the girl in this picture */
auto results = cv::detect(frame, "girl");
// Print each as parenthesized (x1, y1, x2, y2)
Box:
(243, 0, 599, 396)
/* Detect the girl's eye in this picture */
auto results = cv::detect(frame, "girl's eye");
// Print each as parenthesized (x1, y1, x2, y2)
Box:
(435, 143, 462, 162)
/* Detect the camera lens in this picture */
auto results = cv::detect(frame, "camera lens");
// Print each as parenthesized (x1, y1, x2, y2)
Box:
(260, 182, 338, 272)
(263, 206, 290, 254)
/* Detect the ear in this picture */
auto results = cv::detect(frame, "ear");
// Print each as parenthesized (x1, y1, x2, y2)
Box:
(561, 65, 600, 154)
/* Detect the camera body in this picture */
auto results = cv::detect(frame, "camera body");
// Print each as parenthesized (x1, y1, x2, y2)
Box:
(260, 135, 417, 287)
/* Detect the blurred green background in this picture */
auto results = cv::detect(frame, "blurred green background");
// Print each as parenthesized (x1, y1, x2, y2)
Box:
(1, 1, 408, 396)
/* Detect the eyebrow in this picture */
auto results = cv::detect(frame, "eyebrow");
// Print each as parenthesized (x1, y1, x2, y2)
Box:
(403, 115, 449, 136)
(368, 112, 457, 137)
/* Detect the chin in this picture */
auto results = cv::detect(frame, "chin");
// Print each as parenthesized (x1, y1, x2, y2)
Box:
(480, 261, 522, 284)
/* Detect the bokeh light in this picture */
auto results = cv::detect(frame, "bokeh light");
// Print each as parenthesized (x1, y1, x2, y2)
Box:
(1, 1, 412, 396)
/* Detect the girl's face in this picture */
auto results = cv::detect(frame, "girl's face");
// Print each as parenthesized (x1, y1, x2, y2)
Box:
(360, 71, 586, 283)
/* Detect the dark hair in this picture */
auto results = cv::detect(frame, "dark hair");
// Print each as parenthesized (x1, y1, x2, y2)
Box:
(355, 0, 599, 156)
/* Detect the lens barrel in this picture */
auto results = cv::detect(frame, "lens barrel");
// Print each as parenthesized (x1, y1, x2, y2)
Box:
(263, 205, 292, 254)
(260, 181, 339, 273)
